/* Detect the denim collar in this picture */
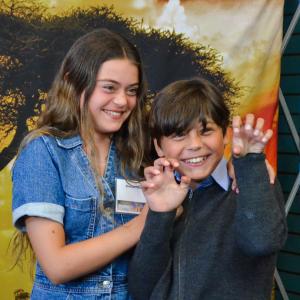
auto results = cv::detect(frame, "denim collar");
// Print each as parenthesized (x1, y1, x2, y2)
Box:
(174, 157, 229, 191)
(56, 135, 83, 149)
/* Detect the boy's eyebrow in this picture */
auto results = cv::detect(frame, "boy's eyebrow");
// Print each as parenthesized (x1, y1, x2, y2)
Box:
(200, 120, 215, 126)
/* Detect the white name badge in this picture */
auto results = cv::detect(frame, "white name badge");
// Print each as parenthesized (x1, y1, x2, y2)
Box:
(115, 178, 146, 214)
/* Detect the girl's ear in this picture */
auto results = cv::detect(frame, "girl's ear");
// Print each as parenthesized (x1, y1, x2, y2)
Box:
(154, 138, 164, 157)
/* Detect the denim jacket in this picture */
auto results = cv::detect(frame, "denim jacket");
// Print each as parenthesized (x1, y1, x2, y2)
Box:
(12, 135, 135, 300)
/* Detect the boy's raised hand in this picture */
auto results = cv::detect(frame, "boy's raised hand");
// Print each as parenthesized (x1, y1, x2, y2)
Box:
(232, 114, 273, 157)
(141, 158, 190, 212)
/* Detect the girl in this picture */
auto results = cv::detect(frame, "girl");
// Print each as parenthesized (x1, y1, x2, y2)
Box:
(12, 28, 148, 299)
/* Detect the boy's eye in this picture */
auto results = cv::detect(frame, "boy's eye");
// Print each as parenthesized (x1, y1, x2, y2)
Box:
(171, 133, 186, 141)
(200, 127, 213, 135)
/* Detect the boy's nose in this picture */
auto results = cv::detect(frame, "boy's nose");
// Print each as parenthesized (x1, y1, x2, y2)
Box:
(188, 134, 203, 150)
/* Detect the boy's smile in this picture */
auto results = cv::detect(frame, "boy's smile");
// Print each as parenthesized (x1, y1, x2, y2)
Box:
(154, 120, 229, 185)
(182, 155, 208, 165)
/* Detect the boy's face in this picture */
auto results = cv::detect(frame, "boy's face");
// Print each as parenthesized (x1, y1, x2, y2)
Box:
(154, 120, 229, 184)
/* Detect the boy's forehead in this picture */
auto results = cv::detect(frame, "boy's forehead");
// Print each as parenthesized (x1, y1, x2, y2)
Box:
(191, 118, 216, 128)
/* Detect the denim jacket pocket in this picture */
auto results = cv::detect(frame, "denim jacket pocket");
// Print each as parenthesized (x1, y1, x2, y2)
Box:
(64, 194, 97, 241)
(65, 194, 95, 211)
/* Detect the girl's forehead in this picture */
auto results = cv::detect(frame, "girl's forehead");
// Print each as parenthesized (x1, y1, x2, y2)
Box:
(96, 59, 139, 84)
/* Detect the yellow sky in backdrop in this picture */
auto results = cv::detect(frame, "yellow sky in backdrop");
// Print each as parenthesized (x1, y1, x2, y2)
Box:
(41, 0, 283, 112)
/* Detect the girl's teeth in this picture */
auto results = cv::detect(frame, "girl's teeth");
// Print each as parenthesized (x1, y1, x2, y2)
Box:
(105, 110, 122, 116)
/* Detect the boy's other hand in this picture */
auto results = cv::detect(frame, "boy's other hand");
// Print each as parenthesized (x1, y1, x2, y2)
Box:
(141, 158, 190, 212)
(232, 113, 273, 157)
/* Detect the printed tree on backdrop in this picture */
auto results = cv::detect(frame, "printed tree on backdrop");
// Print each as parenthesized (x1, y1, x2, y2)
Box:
(0, 0, 241, 171)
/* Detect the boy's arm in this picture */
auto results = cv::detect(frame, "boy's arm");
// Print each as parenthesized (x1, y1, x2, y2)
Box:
(232, 114, 287, 255)
(128, 209, 176, 300)
(129, 158, 190, 299)
(233, 154, 287, 256)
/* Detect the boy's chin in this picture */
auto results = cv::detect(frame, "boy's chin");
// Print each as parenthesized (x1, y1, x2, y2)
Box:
(182, 170, 211, 182)
(191, 177, 209, 184)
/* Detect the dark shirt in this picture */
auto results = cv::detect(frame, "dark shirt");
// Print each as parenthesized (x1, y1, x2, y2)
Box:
(129, 154, 287, 300)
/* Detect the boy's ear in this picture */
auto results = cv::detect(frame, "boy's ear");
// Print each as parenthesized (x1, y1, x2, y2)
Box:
(154, 138, 164, 157)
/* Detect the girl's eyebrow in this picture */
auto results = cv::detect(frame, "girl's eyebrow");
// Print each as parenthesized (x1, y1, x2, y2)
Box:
(96, 79, 139, 86)
(96, 79, 118, 83)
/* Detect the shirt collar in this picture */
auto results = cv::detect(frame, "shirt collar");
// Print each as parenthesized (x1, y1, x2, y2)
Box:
(210, 157, 230, 191)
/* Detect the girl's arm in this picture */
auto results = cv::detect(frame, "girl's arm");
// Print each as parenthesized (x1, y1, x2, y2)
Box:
(25, 205, 148, 284)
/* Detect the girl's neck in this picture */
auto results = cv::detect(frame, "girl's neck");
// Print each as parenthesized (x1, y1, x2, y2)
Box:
(84, 133, 113, 176)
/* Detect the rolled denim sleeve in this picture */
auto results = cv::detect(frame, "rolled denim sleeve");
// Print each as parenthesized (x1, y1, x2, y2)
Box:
(12, 137, 65, 232)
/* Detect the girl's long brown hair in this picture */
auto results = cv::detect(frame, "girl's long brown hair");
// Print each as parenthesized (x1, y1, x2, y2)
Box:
(11, 28, 147, 273)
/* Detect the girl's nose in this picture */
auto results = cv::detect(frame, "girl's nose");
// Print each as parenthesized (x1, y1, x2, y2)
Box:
(113, 90, 127, 106)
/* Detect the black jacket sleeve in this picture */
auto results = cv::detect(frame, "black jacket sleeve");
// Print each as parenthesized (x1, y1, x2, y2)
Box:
(233, 153, 287, 256)
(128, 209, 176, 300)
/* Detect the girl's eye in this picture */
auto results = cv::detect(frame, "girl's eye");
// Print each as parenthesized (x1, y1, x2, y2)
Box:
(127, 87, 139, 96)
(102, 85, 115, 92)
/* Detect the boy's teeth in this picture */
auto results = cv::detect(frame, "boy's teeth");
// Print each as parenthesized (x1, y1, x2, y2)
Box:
(185, 156, 207, 164)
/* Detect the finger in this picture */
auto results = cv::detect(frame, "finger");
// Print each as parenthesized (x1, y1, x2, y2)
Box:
(175, 205, 184, 219)
(153, 157, 170, 167)
(144, 166, 160, 179)
(164, 164, 178, 179)
(228, 160, 239, 191)
(253, 117, 264, 137)
(231, 180, 237, 191)
(232, 145, 242, 156)
(227, 158, 235, 179)
(231, 181, 239, 194)
(167, 158, 180, 169)
(244, 113, 255, 132)
(232, 115, 242, 135)
(261, 129, 273, 144)
(140, 181, 155, 189)
(179, 175, 191, 189)
(153, 157, 170, 171)
(265, 159, 276, 184)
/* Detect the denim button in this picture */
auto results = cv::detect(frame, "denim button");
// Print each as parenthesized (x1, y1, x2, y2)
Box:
(101, 280, 111, 288)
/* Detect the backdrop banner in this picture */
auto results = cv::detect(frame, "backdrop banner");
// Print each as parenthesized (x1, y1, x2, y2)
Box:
(0, 0, 283, 299)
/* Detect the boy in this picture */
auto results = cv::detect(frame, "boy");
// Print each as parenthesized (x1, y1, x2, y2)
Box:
(129, 77, 287, 300)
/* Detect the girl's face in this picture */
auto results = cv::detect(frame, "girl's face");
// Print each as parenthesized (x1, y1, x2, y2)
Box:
(82, 58, 139, 140)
